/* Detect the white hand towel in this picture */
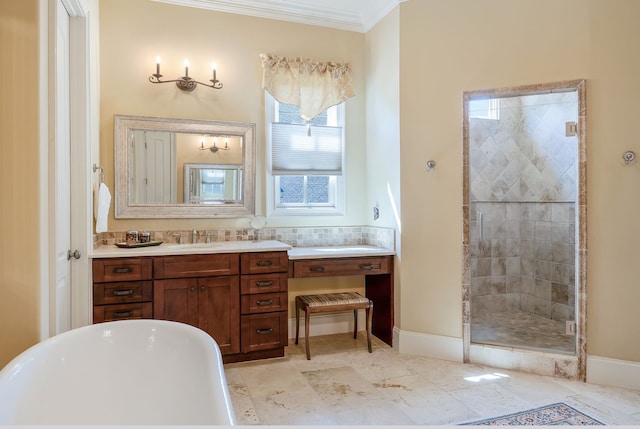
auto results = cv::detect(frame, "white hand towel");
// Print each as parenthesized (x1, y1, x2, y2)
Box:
(96, 182, 111, 233)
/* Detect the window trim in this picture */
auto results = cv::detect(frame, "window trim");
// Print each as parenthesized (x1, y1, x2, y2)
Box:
(265, 93, 345, 217)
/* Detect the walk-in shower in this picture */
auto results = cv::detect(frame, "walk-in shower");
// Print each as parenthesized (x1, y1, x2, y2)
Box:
(462, 80, 587, 380)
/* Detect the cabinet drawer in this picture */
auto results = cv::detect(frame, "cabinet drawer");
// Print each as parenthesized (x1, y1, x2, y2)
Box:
(92, 258, 152, 282)
(240, 252, 288, 274)
(240, 272, 288, 294)
(93, 281, 152, 305)
(93, 302, 153, 323)
(241, 312, 287, 353)
(293, 256, 391, 278)
(154, 253, 239, 279)
(241, 292, 287, 314)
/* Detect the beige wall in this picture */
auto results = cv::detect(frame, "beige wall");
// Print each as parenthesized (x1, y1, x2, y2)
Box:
(0, 0, 42, 367)
(99, 0, 367, 232)
(397, 0, 640, 362)
(365, 8, 402, 327)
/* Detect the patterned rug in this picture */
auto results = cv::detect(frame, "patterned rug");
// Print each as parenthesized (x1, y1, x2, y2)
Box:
(461, 402, 604, 425)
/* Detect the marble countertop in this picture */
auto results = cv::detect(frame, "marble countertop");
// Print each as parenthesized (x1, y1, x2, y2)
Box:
(90, 241, 395, 259)
(287, 245, 395, 260)
(89, 240, 292, 258)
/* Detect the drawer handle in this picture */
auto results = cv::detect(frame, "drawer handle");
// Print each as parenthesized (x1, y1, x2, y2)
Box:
(255, 280, 273, 287)
(112, 311, 133, 318)
(113, 267, 132, 274)
(310, 266, 325, 272)
(359, 264, 374, 270)
(190, 287, 196, 292)
(256, 328, 273, 335)
(257, 261, 273, 267)
(112, 289, 135, 296)
(256, 299, 273, 306)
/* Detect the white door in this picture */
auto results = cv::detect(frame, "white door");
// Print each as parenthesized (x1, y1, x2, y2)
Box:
(51, 0, 72, 336)
(131, 130, 177, 203)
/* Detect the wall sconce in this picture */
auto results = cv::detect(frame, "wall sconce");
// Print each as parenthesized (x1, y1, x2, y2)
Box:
(199, 136, 230, 153)
(149, 57, 223, 91)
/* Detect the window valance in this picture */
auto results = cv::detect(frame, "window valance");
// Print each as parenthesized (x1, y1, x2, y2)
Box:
(260, 53, 355, 120)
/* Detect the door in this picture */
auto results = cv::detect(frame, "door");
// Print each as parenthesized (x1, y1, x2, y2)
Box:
(154, 278, 199, 327)
(51, 0, 72, 336)
(131, 130, 177, 203)
(198, 276, 240, 355)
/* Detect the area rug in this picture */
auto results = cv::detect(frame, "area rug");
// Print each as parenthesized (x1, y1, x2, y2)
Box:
(461, 402, 605, 425)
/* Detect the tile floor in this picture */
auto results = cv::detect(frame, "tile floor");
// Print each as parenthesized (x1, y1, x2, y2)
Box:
(471, 311, 575, 354)
(224, 333, 640, 425)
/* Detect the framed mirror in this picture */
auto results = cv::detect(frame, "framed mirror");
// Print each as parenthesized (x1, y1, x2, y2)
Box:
(114, 115, 255, 218)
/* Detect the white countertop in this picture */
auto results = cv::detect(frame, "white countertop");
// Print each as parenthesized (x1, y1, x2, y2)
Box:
(89, 240, 292, 258)
(287, 245, 395, 260)
(90, 241, 395, 259)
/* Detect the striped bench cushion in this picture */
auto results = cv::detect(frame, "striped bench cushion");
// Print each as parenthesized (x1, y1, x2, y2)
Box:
(298, 292, 369, 308)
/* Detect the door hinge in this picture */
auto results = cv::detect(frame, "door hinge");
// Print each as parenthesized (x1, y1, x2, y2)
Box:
(565, 121, 578, 137)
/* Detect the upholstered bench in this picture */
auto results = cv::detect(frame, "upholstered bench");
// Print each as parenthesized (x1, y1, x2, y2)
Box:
(295, 292, 373, 360)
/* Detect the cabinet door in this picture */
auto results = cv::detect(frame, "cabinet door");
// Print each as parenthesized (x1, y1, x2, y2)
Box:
(198, 276, 240, 355)
(154, 278, 198, 327)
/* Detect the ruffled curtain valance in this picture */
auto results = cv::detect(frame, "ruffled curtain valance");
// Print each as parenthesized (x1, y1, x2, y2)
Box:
(260, 53, 355, 120)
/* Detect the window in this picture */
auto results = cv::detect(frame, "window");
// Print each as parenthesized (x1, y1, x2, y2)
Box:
(469, 97, 500, 120)
(266, 93, 345, 216)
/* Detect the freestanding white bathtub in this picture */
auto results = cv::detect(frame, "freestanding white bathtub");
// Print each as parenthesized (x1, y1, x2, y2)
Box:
(0, 319, 236, 425)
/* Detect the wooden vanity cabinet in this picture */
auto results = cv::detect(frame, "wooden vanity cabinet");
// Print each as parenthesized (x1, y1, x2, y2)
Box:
(237, 252, 289, 360)
(153, 254, 240, 355)
(92, 258, 153, 323)
(92, 250, 289, 363)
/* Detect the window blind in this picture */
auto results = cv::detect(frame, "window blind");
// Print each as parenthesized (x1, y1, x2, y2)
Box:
(271, 123, 343, 175)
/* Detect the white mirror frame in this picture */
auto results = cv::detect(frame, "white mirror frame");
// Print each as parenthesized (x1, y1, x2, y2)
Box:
(114, 114, 255, 218)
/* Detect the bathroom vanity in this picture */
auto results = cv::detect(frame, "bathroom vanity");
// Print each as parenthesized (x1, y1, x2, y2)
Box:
(91, 241, 395, 363)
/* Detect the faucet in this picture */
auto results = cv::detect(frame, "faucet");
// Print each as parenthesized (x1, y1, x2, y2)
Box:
(192, 229, 199, 244)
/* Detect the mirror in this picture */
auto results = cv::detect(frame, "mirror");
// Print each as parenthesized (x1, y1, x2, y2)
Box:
(184, 163, 242, 204)
(114, 115, 255, 218)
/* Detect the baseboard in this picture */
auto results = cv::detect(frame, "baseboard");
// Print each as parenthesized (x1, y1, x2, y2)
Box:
(395, 328, 464, 362)
(287, 311, 366, 339)
(587, 355, 640, 391)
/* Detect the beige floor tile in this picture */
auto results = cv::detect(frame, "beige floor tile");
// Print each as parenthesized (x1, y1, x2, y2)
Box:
(224, 333, 640, 425)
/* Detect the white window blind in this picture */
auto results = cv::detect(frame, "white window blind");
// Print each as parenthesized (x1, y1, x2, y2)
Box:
(271, 123, 343, 175)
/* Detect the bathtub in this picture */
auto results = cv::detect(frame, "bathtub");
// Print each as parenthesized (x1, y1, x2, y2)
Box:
(0, 319, 236, 425)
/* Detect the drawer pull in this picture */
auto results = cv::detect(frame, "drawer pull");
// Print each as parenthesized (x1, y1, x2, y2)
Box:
(112, 311, 133, 318)
(256, 261, 273, 267)
(256, 328, 273, 335)
(255, 280, 273, 287)
(309, 266, 325, 272)
(256, 299, 273, 306)
(112, 267, 132, 274)
(200, 286, 206, 292)
(112, 289, 134, 297)
(359, 264, 374, 270)
(190, 287, 196, 292)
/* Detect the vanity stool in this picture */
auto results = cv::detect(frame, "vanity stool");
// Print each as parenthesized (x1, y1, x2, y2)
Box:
(295, 292, 373, 360)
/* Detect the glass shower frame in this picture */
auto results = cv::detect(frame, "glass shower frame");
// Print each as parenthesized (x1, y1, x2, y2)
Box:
(462, 80, 587, 381)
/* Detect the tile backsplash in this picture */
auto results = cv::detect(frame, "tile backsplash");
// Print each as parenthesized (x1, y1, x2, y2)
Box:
(95, 226, 395, 250)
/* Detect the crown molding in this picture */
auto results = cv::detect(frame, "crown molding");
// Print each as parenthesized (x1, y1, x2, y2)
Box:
(151, 0, 401, 33)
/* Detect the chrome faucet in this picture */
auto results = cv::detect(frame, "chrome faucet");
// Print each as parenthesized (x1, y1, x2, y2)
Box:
(192, 229, 199, 244)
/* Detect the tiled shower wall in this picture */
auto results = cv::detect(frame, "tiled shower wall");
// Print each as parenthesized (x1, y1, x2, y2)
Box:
(470, 202, 575, 320)
(469, 91, 577, 321)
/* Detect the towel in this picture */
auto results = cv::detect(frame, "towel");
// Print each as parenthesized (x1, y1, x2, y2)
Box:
(95, 182, 111, 233)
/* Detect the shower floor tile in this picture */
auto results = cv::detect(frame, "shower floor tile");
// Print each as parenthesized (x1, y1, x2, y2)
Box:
(471, 311, 575, 353)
